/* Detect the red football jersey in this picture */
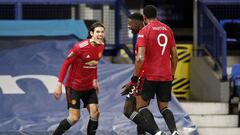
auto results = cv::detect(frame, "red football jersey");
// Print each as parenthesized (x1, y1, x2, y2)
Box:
(136, 20, 176, 81)
(58, 39, 104, 91)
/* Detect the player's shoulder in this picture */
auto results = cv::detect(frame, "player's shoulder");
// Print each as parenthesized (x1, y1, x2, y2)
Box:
(97, 43, 105, 50)
(74, 39, 89, 49)
(158, 21, 173, 31)
(139, 25, 149, 34)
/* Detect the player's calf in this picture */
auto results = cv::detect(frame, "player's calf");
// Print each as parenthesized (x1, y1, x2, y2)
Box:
(52, 118, 74, 135)
(160, 107, 177, 134)
(87, 117, 98, 135)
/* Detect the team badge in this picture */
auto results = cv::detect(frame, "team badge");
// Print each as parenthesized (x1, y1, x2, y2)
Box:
(71, 99, 76, 105)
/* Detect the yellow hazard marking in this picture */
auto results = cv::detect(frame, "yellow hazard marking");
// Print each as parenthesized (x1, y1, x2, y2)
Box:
(173, 44, 192, 100)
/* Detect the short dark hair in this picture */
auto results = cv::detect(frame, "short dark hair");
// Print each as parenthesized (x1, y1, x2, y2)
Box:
(143, 5, 157, 19)
(128, 12, 143, 21)
(87, 22, 105, 39)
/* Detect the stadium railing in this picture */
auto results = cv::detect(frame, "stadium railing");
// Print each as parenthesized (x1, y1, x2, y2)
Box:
(220, 19, 240, 45)
(196, 0, 240, 81)
(197, 1, 227, 80)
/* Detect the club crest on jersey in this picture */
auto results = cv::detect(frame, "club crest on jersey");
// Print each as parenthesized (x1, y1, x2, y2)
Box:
(67, 51, 74, 58)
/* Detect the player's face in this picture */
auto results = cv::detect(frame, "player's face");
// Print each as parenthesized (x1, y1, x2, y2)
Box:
(128, 19, 140, 35)
(91, 26, 105, 44)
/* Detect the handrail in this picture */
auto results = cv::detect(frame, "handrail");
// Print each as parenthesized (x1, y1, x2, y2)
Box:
(220, 19, 240, 25)
(198, 2, 227, 80)
(202, 5, 225, 34)
(220, 19, 240, 42)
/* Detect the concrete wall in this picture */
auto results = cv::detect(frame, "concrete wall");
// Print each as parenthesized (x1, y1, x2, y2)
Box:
(190, 57, 229, 102)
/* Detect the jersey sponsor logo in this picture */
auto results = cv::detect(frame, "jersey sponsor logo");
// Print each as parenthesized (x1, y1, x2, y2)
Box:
(78, 40, 88, 48)
(83, 66, 97, 69)
(138, 34, 144, 38)
(67, 51, 74, 58)
(85, 60, 98, 66)
(0, 75, 64, 94)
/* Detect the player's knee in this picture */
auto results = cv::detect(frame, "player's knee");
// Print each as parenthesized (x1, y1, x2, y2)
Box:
(68, 114, 80, 125)
(136, 98, 150, 110)
(158, 101, 168, 110)
(123, 108, 133, 118)
(90, 109, 100, 119)
(123, 100, 138, 119)
(136, 104, 149, 112)
(160, 107, 168, 112)
(160, 107, 173, 116)
(137, 106, 148, 113)
(123, 109, 130, 118)
(123, 104, 135, 118)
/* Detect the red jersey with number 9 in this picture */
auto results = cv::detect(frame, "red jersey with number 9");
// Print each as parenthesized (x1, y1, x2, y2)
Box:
(136, 20, 176, 81)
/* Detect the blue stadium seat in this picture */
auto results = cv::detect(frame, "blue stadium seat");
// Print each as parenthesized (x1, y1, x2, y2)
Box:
(231, 64, 240, 97)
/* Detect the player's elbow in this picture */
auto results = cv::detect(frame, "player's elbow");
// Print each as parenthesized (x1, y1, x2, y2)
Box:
(173, 54, 178, 62)
(136, 56, 145, 64)
(171, 51, 178, 63)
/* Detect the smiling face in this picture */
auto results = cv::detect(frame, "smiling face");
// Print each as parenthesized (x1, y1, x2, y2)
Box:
(90, 26, 105, 45)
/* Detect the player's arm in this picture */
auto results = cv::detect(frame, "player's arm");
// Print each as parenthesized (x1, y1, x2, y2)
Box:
(93, 79, 100, 94)
(54, 47, 78, 100)
(93, 65, 99, 94)
(169, 30, 178, 79)
(134, 46, 145, 76)
(121, 44, 145, 96)
(58, 48, 78, 84)
(170, 46, 178, 78)
(121, 49, 145, 96)
(93, 48, 104, 94)
(121, 30, 145, 96)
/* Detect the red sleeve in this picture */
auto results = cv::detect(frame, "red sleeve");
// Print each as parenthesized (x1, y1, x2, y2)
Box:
(58, 45, 80, 83)
(136, 28, 147, 47)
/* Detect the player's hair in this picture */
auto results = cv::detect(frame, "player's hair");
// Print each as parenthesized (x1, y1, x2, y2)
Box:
(128, 12, 143, 21)
(87, 22, 105, 39)
(143, 5, 157, 19)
